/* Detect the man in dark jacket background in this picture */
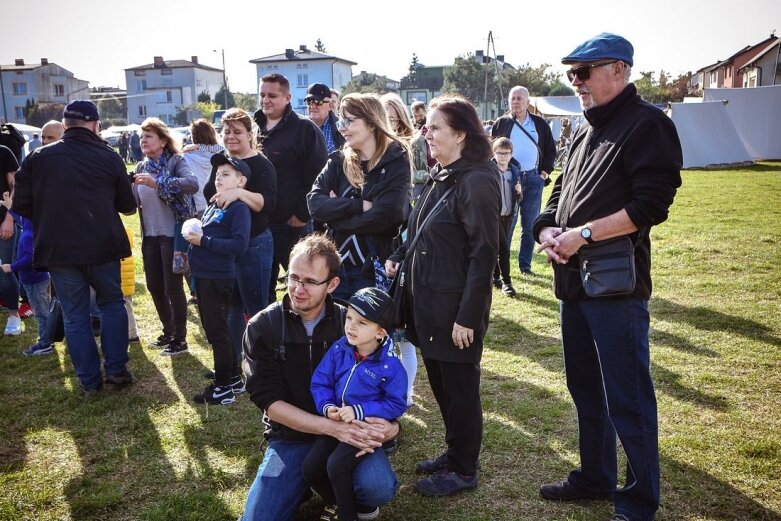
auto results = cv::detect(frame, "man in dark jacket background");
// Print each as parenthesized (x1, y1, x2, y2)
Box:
(306, 82, 345, 155)
(13, 100, 137, 395)
(254, 74, 328, 304)
(533, 33, 682, 521)
(491, 86, 556, 275)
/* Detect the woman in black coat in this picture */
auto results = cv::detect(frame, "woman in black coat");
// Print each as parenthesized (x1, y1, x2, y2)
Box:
(386, 95, 501, 497)
(307, 93, 411, 301)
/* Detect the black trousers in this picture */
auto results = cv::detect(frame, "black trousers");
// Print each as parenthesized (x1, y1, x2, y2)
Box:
(195, 278, 236, 386)
(423, 357, 482, 475)
(268, 222, 312, 305)
(493, 215, 514, 284)
(142, 236, 187, 342)
(302, 436, 362, 520)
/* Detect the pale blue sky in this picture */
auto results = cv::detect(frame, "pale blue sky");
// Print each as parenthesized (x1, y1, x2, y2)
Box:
(2, 0, 779, 93)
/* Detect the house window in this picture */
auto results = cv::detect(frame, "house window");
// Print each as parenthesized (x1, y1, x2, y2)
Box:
(166, 91, 173, 102)
(710, 72, 717, 86)
(138, 105, 147, 116)
(54, 84, 65, 96)
(134, 70, 146, 76)
(161, 68, 172, 75)
(297, 74, 308, 87)
(137, 80, 147, 91)
(297, 98, 304, 108)
(14, 106, 24, 119)
(12, 82, 27, 95)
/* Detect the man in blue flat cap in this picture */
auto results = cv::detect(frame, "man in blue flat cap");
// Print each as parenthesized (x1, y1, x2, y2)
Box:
(533, 33, 683, 521)
(13, 100, 137, 396)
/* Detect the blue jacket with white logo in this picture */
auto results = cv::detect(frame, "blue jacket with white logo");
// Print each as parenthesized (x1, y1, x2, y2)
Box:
(311, 335, 408, 421)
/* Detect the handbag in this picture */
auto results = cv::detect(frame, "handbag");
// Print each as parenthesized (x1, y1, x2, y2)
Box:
(578, 230, 645, 297)
(388, 184, 456, 328)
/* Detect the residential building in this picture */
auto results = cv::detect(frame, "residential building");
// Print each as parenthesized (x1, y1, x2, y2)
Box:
(0, 58, 89, 124)
(249, 45, 356, 114)
(712, 34, 778, 89)
(350, 71, 400, 93)
(738, 39, 781, 87)
(124, 56, 224, 125)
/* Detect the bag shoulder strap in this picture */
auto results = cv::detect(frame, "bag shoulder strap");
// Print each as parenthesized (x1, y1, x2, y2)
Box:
(266, 303, 286, 362)
(406, 184, 456, 254)
(512, 116, 541, 170)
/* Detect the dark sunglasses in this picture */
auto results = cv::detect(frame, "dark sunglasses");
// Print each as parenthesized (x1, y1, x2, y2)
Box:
(306, 99, 329, 106)
(566, 61, 617, 82)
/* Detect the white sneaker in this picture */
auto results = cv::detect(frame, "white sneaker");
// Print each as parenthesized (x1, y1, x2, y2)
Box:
(4, 316, 23, 336)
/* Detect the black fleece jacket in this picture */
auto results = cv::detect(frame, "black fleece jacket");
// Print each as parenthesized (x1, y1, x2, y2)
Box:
(254, 104, 328, 224)
(533, 83, 682, 300)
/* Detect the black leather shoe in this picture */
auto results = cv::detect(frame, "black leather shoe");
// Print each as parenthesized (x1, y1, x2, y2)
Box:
(539, 480, 614, 501)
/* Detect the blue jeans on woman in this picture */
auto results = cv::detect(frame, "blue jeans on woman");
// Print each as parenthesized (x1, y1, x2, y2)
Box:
(23, 278, 52, 346)
(508, 169, 545, 272)
(228, 229, 273, 365)
(242, 438, 398, 521)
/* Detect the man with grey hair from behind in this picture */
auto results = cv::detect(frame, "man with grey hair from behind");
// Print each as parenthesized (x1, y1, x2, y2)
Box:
(13, 100, 137, 396)
(534, 33, 682, 521)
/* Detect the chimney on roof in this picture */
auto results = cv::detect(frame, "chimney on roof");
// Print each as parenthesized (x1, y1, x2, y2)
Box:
(285, 49, 295, 59)
(191, 56, 198, 64)
(41, 58, 49, 65)
(300, 45, 309, 52)
(154, 56, 164, 68)
(14, 59, 24, 66)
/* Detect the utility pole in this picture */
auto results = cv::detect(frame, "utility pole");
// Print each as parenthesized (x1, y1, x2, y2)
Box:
(214, 48, 228, 109)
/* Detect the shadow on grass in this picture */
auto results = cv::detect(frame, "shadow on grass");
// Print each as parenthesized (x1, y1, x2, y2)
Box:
(652, 298, 781, 348)
(650, 328, 719, 358)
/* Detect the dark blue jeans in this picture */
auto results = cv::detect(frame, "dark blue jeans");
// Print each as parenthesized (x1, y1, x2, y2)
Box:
(560, 298, 658, 521)
(228, 229, 273, 366)
(509, 169, 545, 272)
(242, 438, 398, 521)
(49, 261, 129, 391)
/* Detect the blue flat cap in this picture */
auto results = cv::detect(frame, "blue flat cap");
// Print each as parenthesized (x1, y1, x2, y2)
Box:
(63, 100, 100, 121)
(562, 32, 634, 67)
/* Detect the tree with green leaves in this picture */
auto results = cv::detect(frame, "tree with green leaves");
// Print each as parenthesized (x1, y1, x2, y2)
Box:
(233, 92, 258, 113)
(501, 63, 563, 96)
(442, 54, 500, 104)
(315, 38, 326, 52)
(214, 85, 235, 110)
(197, 91, 212, 103)
(341, 73, 388, 95)
(174, 101, 222, 126)
(402, 53, 423, 87)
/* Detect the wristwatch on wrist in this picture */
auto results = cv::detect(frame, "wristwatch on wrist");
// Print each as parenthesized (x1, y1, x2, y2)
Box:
(580, 226, 594, 244)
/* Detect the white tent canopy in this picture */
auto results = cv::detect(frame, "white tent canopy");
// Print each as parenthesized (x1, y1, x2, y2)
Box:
(529, 96, 583, 117)
(669, 101, 753, 168)
(703, 85, 781, 160)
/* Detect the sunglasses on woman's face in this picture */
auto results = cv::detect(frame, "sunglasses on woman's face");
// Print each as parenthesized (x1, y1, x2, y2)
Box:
(566, 61, 617, 83)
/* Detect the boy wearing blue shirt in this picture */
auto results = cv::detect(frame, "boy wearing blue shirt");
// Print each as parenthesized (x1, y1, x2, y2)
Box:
(303, 287, 407, 521)
(185, 154, 251, 405)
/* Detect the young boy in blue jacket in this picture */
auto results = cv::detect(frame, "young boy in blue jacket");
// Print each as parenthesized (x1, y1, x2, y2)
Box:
(184, 153, 251, 405)
(0, 193, 51, 355)
(303, 287, 407, 521)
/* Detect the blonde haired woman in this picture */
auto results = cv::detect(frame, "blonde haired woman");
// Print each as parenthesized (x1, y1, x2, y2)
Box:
(307, 93, 411, 301)
(381, 93, 430, 201)
(133, 117, 198, 355)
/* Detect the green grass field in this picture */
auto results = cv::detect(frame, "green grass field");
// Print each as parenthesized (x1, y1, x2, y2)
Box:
(1, 163, 779, 521)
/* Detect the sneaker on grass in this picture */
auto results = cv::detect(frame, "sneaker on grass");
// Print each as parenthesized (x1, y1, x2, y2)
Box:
(4, 316, 23, 336)
(23, 342, 54, 356)
(414, 470, 478, 497)
(161, 340, 188, 356)
(149, 335, 172, 349)
(229, 375, 246, 394)
(193, 384, 236, 405)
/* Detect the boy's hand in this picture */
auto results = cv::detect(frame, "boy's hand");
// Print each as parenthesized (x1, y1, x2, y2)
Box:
(1, 191, 12, 210)
(339, 407, 356, 423)
(184, 232, 202, 246)
(0, 264, 12, 274)
(326, 407, 341, 421)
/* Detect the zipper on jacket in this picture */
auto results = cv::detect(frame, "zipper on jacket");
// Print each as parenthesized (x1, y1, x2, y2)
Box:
(340, 361, 363, 407)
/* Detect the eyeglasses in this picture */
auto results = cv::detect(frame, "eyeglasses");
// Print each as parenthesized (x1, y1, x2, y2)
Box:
(566, 61, 617, 82)
(285, 275, 331, 290)
(336, 116, 358, 131)
(306, 99, 329, 106)
(494, 151, 512, 157)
